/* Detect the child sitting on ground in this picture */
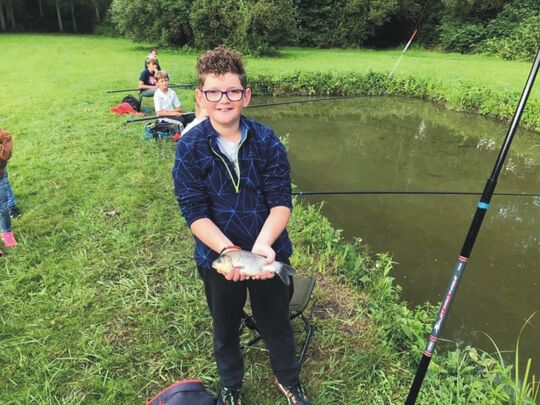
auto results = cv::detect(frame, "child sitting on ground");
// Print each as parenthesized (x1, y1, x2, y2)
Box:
(0, 129, 17, 253)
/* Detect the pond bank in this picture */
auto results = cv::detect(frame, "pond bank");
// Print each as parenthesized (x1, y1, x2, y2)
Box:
(248, 70, 540, 133)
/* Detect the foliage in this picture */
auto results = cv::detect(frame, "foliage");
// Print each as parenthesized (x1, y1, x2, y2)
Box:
(476, 0, 540, 61)
(188, 0, 248, 50)
(109, 0, 193, 45)
(245, 0, 298, 55)
(439, 19, 486, 53)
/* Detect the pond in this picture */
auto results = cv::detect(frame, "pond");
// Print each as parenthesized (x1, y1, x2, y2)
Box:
(249, 96, 540, 377)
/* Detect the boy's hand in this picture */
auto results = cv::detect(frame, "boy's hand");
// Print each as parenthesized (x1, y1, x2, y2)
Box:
(223, 267, 249, 282)
(251, 243, 275, 280)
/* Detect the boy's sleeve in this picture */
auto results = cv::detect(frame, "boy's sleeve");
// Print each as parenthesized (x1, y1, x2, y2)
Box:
(173, 92, 181, 108)
(261, 129, 292, 210)
(172, 139, 210, 226)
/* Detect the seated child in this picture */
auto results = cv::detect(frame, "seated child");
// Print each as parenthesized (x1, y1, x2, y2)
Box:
(144, 48, 161, 71)
(0, 129, 17, 253)
(182, 101, 208, 135)
(154, 70, 183, 123)
(138, 58, 159, 98)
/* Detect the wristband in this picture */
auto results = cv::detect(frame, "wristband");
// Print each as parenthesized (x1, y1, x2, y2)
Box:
(219, 245, 241, 255)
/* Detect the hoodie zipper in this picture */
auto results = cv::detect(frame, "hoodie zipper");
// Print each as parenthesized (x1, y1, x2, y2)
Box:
(210, 135, 247, 194)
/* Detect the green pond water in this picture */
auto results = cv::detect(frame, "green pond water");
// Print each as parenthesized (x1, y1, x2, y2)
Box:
(249, 96, 540, 377)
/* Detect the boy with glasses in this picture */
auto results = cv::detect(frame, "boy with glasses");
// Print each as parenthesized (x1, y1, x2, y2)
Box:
(173, 46, 310, 405)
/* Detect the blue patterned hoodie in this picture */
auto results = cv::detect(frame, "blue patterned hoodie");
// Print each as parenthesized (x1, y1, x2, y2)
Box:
(172, 115, 293, 268)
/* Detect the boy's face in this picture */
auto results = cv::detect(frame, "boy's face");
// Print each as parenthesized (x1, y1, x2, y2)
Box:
(196, 73, 251, 129)
(148, 62, 158, 73)
(157, 77, 169, 91)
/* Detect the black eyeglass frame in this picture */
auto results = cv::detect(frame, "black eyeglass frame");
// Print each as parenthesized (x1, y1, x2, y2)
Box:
(201, 89, 246, 102)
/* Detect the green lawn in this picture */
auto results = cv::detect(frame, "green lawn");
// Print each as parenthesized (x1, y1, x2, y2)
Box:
(0, 34, 536, 404)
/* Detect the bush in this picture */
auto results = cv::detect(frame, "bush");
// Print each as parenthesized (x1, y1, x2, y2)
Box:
(474, 0, 540, 60)
(189, 0, 248, 50)
(245, 0, 298, 55)
(439, 20, 486, 53)
(109, 0, 193, 46)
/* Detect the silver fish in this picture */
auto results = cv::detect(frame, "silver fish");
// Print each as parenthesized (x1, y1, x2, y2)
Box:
(212, 249, 295, 285)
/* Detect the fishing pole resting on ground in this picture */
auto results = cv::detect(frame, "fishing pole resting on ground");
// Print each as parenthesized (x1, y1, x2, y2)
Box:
(405, 45, 540, 405)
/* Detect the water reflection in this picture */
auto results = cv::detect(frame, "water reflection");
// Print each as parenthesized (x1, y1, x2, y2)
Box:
(249, 96, 540, 375)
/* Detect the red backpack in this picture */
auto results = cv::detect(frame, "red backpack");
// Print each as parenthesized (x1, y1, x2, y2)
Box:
(146, 379, 216, 405)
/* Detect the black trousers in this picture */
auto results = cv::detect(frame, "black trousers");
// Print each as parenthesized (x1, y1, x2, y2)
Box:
(197, 265, 300, 389)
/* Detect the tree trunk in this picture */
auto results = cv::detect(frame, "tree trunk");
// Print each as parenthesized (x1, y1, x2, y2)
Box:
(38, 0, 43, 17)
(55, 0, 63, 31)
(6, 0, 15, 30)
(0, 0, 6, 31)
(70, 0, 76, 32)
(94, 0, 100, 24)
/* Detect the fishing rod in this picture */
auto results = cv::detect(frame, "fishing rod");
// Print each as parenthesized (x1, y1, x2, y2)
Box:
(108, 79, 297, 94)
(107, 84, 194, 94)
(126, 113, 194, 124)
(125, 97, 356, 123)
(248, 95, 356, 109)
(405, 46, 540, 405)
(293, 190, 540, 198)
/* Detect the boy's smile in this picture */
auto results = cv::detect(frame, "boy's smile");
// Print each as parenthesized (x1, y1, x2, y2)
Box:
(197, 73, 251, 133)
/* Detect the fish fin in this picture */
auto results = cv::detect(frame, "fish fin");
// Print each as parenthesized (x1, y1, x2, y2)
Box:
(282, 264, 296, 276)
(276, 264, 295, 285)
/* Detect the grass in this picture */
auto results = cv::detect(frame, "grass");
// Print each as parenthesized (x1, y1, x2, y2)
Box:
(0, 34, 538, 403)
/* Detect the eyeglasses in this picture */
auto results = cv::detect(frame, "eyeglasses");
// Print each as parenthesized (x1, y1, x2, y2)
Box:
(201, 89, 245, 102)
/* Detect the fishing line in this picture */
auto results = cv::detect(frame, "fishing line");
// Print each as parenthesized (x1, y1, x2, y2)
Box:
(293, 190, 540, 198)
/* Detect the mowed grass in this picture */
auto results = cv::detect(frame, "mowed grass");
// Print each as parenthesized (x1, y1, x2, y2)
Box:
(0, 34, 535, 404)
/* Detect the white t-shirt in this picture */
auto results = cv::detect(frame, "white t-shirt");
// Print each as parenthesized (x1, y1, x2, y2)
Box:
(182, 117, 207, 135)
(154, 88, 181, 113)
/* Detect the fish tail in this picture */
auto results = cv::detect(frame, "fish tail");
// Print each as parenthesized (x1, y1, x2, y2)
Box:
(276, 264, 296, 285)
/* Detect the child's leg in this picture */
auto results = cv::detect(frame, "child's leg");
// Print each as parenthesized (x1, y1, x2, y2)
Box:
(4, 170, 16, 209)
(197, 265, 247, 389)
(247, 276, 300, 387)
(0, 173, 12, 232)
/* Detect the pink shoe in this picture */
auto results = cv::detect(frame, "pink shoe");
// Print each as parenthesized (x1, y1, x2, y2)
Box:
(1, 231, 17, 247)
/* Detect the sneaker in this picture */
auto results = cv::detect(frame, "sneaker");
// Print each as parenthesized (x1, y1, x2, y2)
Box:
(218, 386, 242, 405)
(1, 231, 17, 247)
(277, 381, 311, 405)
(9, 206, 21, 219)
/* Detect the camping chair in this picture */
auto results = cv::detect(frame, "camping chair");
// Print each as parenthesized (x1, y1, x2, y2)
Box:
(138, 91, 154, 112)
(240, 275, 315, 366)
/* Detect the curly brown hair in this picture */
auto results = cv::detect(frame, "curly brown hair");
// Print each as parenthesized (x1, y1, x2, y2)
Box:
(196, 46, 247, 88)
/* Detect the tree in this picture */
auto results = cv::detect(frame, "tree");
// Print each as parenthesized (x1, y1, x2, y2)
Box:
(0, 0, 6, 31)
(189, 0, 248, 50)
(110, 0, 193, 45)
(69, 0, 76, 32)
(245, 0, 298, 54)
(6, 0, 16, 30)
(54, 0, 64, 31)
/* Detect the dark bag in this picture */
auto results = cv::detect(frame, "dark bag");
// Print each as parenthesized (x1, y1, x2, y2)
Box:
(144, 120, 183, 141)
(146, 379, 216, 405)
(122, 94, 141, 112)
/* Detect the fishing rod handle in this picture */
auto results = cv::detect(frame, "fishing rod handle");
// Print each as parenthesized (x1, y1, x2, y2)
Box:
(406, 256, 469, 405)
